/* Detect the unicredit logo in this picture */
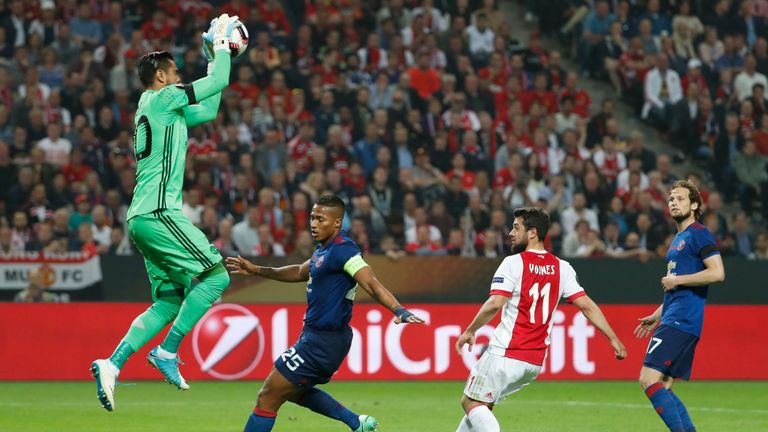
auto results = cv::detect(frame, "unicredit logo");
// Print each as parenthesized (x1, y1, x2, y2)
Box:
(192, 304, 265, 380)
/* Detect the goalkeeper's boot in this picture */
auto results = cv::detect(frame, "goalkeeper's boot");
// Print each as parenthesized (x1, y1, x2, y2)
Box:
(354, 415, 379, 432)
(91, 359, 118, 412)
(147, 347, 190, 390)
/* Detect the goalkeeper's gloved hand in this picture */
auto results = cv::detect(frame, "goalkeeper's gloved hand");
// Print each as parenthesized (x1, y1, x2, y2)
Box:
(211, 13, 240, 53)
(201, 23, 215, 62)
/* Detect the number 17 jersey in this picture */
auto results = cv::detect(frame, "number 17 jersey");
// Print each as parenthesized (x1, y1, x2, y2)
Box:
(486, 249, 586, 366)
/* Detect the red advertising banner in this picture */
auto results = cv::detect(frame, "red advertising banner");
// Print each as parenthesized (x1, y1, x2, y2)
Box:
(0, 303, 765, 381)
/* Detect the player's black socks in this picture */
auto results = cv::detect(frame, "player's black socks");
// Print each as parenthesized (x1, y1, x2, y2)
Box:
(243, 407, 277, 432)
(645, 383, 685, 432)
(668, 390, 696, 432)
(298, 388, 360, 430)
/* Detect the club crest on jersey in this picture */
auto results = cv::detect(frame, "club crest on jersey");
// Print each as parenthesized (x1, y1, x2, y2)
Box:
(676, 240, 686, 251)
(312, 254, 325, 268)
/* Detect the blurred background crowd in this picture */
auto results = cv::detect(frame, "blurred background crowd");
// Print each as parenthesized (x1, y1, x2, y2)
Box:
(0, 0, 766, 264)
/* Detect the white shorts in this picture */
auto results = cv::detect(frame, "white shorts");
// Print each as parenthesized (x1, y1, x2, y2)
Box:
(463, 352, 542, 404)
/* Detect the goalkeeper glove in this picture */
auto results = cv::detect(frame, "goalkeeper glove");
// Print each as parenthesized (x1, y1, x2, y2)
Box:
(211, 13, 240, 53)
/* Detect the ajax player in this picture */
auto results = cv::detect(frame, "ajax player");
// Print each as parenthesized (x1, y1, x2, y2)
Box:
(635, 181, 724, 432)
(90, 14, 241, 411)
(226, 195, 424, 432)
(455, 207, 627, 432)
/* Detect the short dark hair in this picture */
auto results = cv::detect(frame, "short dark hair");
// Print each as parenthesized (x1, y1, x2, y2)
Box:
(316, 195, 346, 215)
(136, 51, 174, 87)
(513, 207, 550, 241)
(671, 180, 703, 220)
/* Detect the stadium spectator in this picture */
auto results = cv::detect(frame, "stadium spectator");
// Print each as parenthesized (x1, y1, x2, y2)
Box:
(731, 211, 755, 258)
(252, 223, 286, 257)
(642, 54, 683, 129)
(14, 267, 61, 303)
(0, 0, 763, 272)
(581, 0, 614, 76)
(232, 207, 261, 255)
(465, 12, 494, 64)
(562, 219, 600, 258)
(406, 224, 446, 256)
(734, 140, 768, 219)
(714, 113, 745, 201)
(25, 217, 51, 251)
(561, 192, 600, 235)
(734, 55, 768, 101)
(69, 3, 103, 49)
(753, 232, 768, 260)
(350, 194, 387, 244)
(90, 204, 111, 249)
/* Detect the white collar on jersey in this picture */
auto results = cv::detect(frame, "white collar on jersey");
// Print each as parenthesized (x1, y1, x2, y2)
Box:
(526, 248, 548, 253)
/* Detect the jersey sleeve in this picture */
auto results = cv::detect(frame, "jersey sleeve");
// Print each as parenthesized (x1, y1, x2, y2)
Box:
(333, 242, 363, 272)
(489, 255, 521, 297)
(560, 260, 586, 303)
(155, 84, 196, 113)
(691, 228, 720, 260)
(342, 254, 369, 277)
(155, 51, 231, 118)
(182, 92, 221, 127)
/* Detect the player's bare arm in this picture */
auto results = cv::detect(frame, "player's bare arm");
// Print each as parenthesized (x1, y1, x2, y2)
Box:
(352, 266, 425, 325)
(225, 256, 310, 282)
(571, 295, 627, 359)
(634, 304, 663, 338)
(455, 294, 507, 354)
(661, 254, 725, 291)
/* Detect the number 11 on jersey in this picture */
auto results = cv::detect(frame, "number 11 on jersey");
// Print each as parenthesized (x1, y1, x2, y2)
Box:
(528, 282, 551, 324)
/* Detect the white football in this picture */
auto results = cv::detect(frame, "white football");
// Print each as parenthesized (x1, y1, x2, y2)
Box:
(229, 21, 249, 57)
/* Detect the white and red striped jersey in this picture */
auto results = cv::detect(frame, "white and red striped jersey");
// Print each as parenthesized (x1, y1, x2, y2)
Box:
(487, 249, 586, 366)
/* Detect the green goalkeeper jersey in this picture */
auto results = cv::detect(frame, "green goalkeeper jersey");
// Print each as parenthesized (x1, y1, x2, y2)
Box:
(127, 51, 231, 220)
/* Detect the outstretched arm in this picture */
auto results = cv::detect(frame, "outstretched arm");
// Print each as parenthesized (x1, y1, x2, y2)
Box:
(185, 49, 231, 107)
(455, 294, 507, 353)
(572, 295, 627, 359)
(352, 265, 425, 324)
(182, 28, 228, 127)
(225, 256, 310, 282)
(182, 93, 222, 127)
(154, 25, 232, 116)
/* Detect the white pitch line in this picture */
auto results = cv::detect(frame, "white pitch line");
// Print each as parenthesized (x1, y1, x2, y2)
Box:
(1, 399, 767, 415)
(509, 399, 768, 415)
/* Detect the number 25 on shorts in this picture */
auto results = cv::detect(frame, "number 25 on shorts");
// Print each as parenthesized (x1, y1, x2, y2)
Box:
(281, 347, 305, 371)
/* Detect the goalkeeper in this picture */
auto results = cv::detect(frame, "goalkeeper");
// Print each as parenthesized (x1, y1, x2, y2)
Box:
(90, 14, 239, 412)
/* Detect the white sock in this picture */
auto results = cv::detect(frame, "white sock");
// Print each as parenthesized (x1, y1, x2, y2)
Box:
(156, 346, 177, 359)
(467, 405, 499, 432)
(456, 415, 474, 432)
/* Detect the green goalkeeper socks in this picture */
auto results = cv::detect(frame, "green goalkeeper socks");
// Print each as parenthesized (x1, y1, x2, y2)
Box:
(160, 264, 230, 354)
(109, 300, 181, 369)
(108, 341, 134, 370)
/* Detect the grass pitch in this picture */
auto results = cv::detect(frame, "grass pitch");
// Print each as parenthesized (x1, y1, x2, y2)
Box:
(0, 381, 766, 431)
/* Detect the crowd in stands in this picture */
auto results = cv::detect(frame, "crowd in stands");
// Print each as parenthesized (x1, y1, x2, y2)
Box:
(0, 0, 767, 263)
(531, 0, 768, 251)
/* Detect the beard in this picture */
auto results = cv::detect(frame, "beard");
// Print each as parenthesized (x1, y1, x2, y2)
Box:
(671, 209, 692, 223)
(511, 238, 528, 254)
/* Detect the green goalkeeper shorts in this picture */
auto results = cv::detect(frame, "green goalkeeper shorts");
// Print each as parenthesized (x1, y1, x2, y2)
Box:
(127, 209, 222, 303)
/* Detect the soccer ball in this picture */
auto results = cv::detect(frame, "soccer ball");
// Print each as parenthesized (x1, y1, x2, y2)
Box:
(229, 21, 249, 57)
